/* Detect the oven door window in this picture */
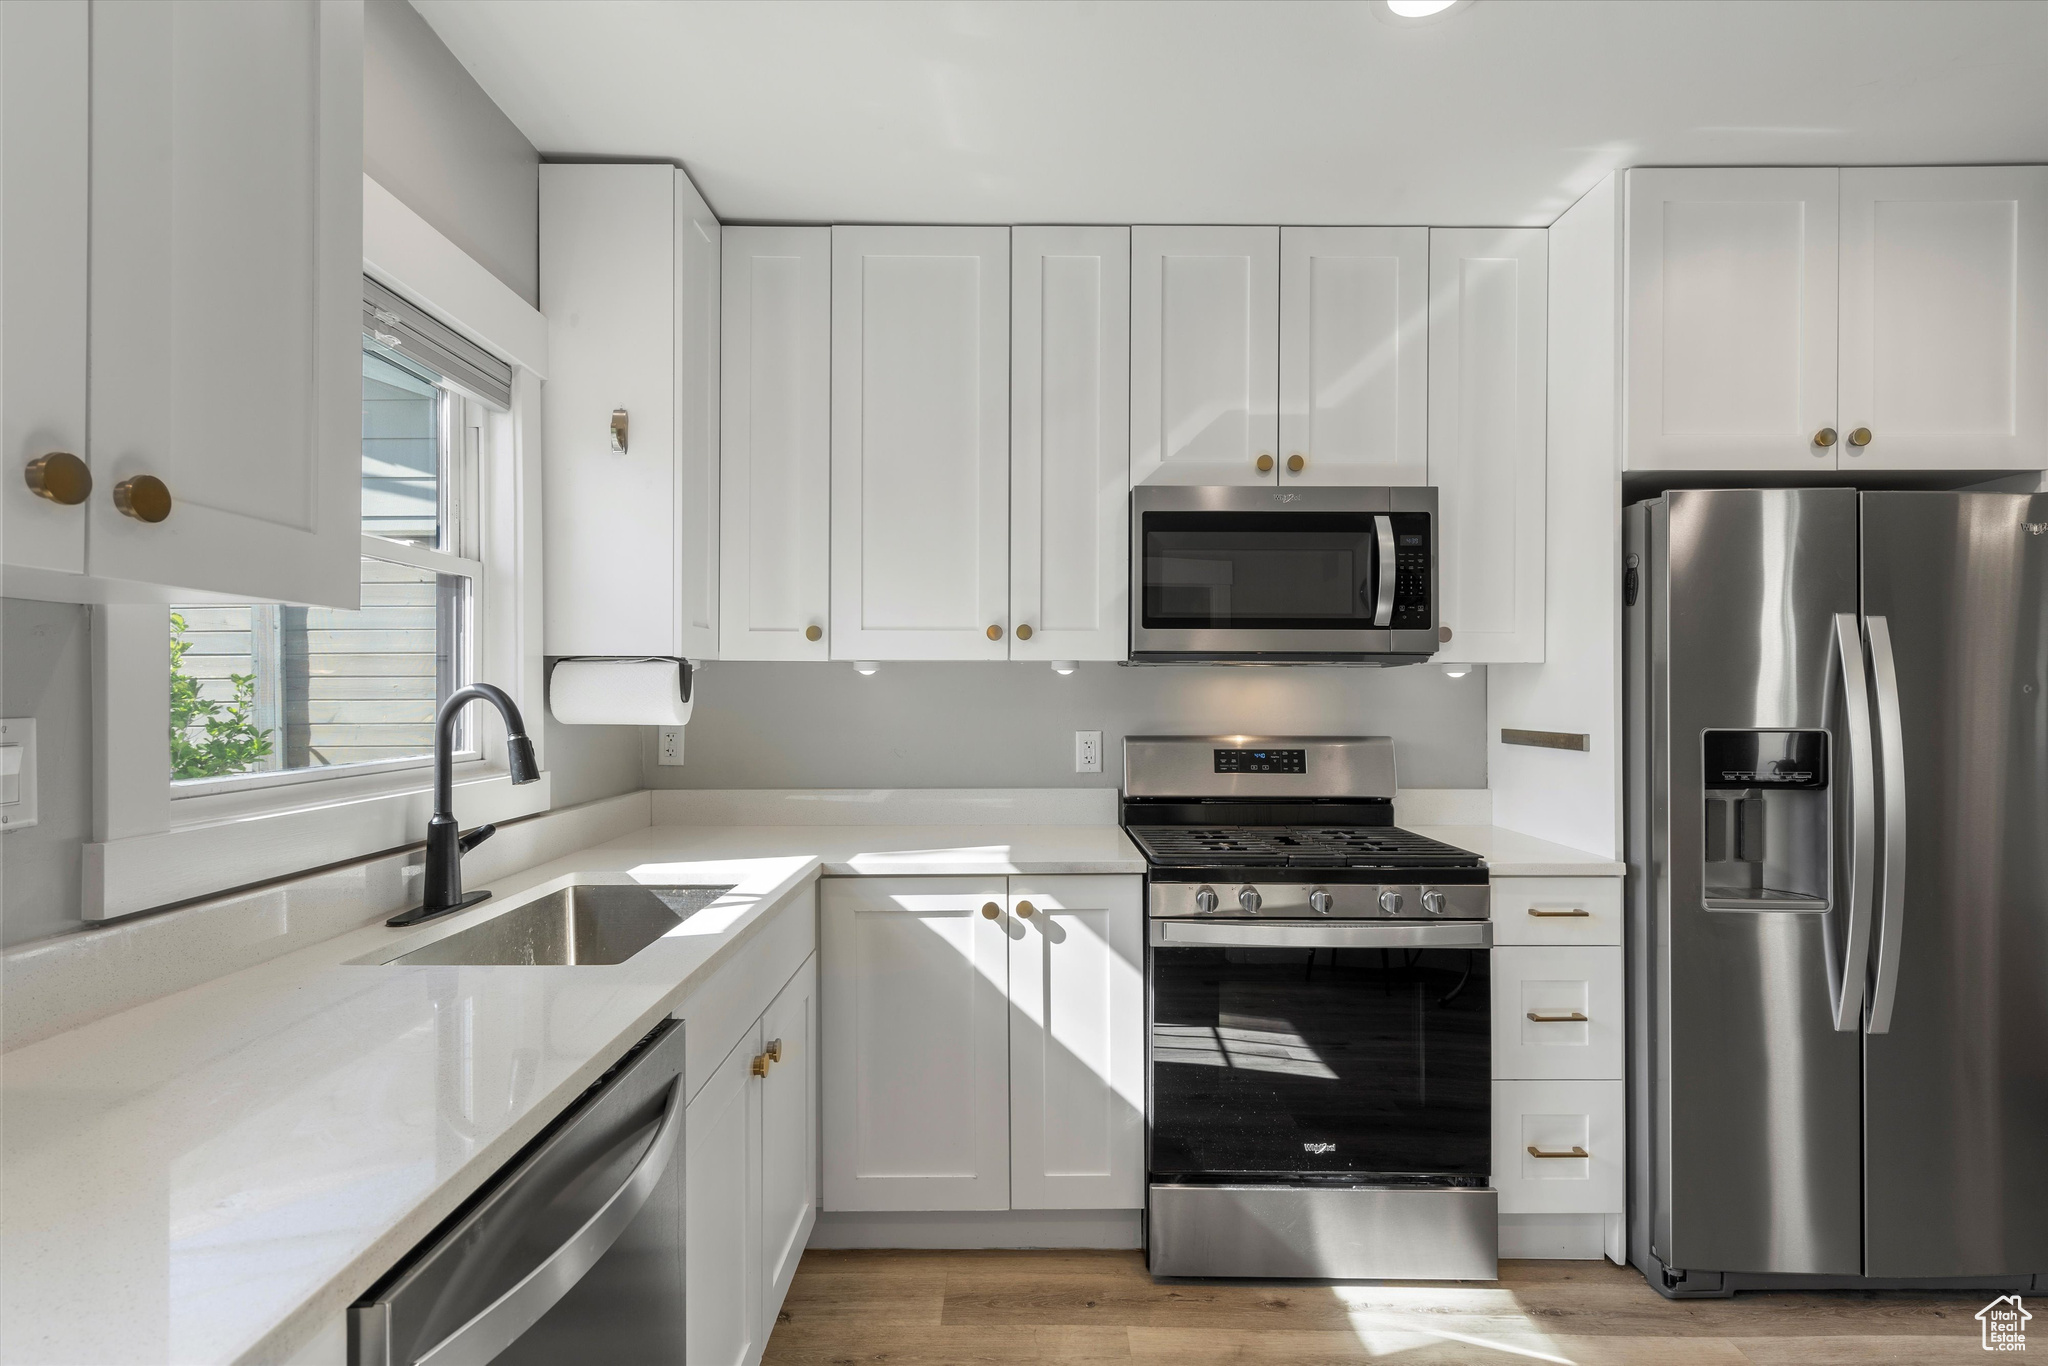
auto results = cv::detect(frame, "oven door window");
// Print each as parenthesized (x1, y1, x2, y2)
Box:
(1149, 943, 1490, 1182)
(1142, 512, 1382, 630)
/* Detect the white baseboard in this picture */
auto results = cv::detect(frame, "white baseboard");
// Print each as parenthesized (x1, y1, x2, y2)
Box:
(1498, 1212, 1614, 1260)
(808, 1209, 1142, 1250)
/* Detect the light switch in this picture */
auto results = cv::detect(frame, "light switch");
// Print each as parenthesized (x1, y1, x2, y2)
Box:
(0, 718, 36, 830)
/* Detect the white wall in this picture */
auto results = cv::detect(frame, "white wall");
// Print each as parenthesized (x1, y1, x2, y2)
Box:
(642, 662, 1489, 791)
(1488, 173, 1624, 858)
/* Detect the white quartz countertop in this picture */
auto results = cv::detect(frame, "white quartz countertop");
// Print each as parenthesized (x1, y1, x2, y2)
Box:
(588, 820, 1150, 876)
(0, 839, 823, 1366)
(1408, 825, 1625, 878)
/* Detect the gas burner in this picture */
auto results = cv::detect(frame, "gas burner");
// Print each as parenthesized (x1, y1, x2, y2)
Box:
(1126, 824, 1483, 870)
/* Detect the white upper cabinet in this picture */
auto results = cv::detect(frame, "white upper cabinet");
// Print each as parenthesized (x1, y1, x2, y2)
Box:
(541, 163, 719, 658)
(1009, 227, 1130, 662)
(1006, 877, 1145, 1211)
(1430, 228, 1548, 665)
(831, 227, 1010, 660)
(1837, 166, 2048, 472)
(84, 0, 363, 607)
(1624, 168, 1840, 473)
(1279, 227, 1429, 486)
(720, 227, 832, 660)
(1, 0, 88, 580)
(1131, 226, 1280, 486)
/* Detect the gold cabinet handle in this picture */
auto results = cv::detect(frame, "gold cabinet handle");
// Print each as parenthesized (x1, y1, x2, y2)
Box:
(1527, 907, 1590, 918)
(1254, 453, 1275, 474)
(112, 474, 172, 524)
(1528, 1145, 1589, 1159)
(1015, 900, 1036, 919)
(1286, 453, 1306, 473)
(1015, 624, 1033, 641)
(805, 624, 822, 642)
(1813, 427, 1838, 448)
(750, 1053, 771, 1077)
(765, 1038, 783, 1064)
(1848, 427, 1872, 447)
(986, 624, 1004, 641)
(1527, 1011, 1590, 1023)
(981, 901, 1001, 919)
(24, 452, 91, 506)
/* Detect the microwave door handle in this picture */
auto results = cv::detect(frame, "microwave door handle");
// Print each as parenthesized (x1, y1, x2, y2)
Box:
(1831, 612, 1875, 1033)
(1373, 515, 1395, 628)
(1865, 614, 1907, 1035)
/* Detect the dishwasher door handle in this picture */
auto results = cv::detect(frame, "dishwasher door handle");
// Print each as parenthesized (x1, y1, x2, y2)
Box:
(415, 1076, 686, 1366)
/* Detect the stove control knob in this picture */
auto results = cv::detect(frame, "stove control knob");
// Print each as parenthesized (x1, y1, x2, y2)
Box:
(1308, 888, 1334, 916)
(1194, 885, 1219, 915)
(1422, 890, 1447, 916)
(1238, 886, 1263, 914)
(1379, 890, 1405, 916)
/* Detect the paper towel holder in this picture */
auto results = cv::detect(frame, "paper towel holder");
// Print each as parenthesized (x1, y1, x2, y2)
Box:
(551, 656, 692, 700)
(547, 656, 695, 729)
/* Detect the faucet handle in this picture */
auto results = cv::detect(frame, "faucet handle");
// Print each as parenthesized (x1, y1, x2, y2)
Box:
(457, 822, 498, 855)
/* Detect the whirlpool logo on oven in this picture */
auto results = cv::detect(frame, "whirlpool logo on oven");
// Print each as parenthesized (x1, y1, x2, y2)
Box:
(2025, 521, 2048, 536)
(1303, 1142, 1337, 1155)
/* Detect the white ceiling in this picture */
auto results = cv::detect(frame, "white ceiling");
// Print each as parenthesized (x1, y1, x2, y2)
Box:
(415, 0, 2048, 227)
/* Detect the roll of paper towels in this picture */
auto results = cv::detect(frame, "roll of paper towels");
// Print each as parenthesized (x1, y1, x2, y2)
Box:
(550, 658, 694, 726)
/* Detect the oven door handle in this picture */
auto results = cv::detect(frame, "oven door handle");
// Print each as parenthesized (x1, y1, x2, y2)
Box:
(1372, 514, 1396, 628)
(1152, 919, 1491, 949)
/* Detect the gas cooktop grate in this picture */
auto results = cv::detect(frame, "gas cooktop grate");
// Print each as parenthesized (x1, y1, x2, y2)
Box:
(1125, 825, 1483, 868)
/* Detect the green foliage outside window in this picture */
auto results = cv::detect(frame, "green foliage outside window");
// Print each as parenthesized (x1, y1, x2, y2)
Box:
(169, 611, 275, 780)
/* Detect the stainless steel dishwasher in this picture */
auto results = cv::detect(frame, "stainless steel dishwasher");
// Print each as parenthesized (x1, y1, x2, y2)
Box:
(350, 1019, 686, 1365)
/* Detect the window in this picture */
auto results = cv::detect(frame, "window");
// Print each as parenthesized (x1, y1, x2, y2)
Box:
(167, 282, 508, 798)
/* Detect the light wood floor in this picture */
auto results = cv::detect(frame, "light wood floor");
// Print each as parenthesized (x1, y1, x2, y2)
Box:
(762, 1250, 2002, 1364)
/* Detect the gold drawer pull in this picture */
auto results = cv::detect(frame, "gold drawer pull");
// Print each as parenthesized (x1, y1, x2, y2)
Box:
(1527, 1011, 1589, 1023)
(1527, 1145, 1589, 1159)
(750, 1053, 771, 1077)
(1527, 907, 1590, 918)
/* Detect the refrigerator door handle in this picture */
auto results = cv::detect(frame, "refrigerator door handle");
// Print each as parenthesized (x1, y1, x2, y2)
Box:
(1832, 612, 1876, 1032)
(1865, 614, 1907, 1035)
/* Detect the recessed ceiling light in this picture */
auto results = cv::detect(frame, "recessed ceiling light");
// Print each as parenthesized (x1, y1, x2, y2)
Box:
(1376, 0, 1473, 23)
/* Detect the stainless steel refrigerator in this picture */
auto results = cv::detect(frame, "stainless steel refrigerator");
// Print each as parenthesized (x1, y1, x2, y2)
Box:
(1624, 488, 2048, 1297)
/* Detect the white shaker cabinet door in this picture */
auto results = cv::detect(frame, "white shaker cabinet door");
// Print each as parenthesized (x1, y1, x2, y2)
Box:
(1010, 227, 1130, 662)
(1006, 877, 1145, 1211)
(721, 226, 832, 660)
(1430, 228, 1548, 665)
(540, 163, 681, 656)
(1, 0, 89, 579)
(831, 227, 1010, 659)
(758, 955, 817, 1339)
(1279, 227, 1429, 487)
(1839, 166, 2048, 473)
(672, 170, 721, 658)
(821, 877, 1013, 1211)
(87, 0, 362, 607)
(1131, 226, 1280, 487)
(686, 1025, 763, 1366)
(1624, 168, 1840, 473)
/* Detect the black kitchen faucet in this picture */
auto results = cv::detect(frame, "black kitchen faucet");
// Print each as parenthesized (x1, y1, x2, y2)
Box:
(386, 684, 541, 927)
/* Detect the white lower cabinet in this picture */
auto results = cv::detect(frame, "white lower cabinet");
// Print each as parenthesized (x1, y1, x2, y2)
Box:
(687, 1025, 762, 1366)
(1491, 945, 1623, 1082)
(821, 875, 1144, 1213)
(758, 956, 818, 1319)
(1492, 1079, 1626, 1217)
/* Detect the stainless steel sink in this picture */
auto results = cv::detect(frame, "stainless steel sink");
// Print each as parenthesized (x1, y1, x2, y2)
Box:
(383, 884, 734, 966)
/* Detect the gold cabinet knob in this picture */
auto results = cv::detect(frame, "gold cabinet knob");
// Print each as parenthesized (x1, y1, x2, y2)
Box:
(805, 624, 822, 642)
(1813, 427, 1837, 449)
(1254, 453, 1274, 474)
(1015, 624, 1033, 641)
(1848, 427, 1872, 447)
(1286, 454, 1306, 473)
(24, 452, 91, 506)
(765, 1038, 784, 1063)
(112, 474, 172, 523)
(750, 1053, 771, 1078)
(986, 624, 1003, 641)
(981, 901, 1001, 919)
(1015, 900, 1036, 919)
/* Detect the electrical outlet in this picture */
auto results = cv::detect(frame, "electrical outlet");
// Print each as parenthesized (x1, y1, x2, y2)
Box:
(657, 727, 685, 766)
(1075, 730, 1102, 775)
(0, 718, 36, 830)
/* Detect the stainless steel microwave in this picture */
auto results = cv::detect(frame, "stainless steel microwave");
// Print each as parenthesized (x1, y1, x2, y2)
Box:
(1129, 485, 1440, 664)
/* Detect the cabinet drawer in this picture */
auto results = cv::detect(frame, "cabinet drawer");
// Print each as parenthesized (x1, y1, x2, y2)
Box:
(1492, 1080, 1624, 1215)
(1490, 878, 1622, 945)
(1491, 946, 1622, 1080)
(673, 880, 817, 1104)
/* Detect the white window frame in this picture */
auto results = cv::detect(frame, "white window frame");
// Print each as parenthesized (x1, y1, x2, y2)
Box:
(83, 177, 553, 921)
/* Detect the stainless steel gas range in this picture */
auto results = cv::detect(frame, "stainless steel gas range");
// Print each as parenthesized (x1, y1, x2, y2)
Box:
(1124, 735, 1498, 1281)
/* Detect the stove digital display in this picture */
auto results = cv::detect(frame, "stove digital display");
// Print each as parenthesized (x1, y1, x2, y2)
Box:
(1214, 748, 1306, 774)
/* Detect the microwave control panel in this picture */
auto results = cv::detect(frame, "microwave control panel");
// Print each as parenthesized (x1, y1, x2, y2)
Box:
(1386, 514, 1432, 630)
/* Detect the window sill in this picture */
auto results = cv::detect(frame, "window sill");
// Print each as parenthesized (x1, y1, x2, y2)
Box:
(83, 766, 554, 922)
